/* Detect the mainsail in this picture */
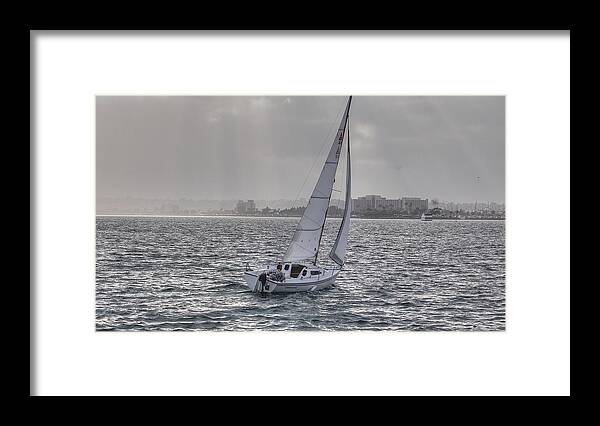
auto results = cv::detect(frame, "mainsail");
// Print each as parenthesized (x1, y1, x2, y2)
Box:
(283, 96, 352, 263)
(329, 118, 351, 266)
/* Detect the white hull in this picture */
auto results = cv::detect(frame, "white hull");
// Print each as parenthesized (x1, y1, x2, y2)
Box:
(243, 268, 339, 293)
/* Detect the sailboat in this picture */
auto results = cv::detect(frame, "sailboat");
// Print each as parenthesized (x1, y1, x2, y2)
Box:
(243, 96, 353, 293)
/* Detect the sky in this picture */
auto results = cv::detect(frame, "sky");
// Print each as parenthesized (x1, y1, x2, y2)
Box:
(96, 96, 504, 203)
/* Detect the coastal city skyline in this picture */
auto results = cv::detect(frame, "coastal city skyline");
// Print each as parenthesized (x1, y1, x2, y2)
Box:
(96, 192, 505, 207)
(97, 194, 505, 216)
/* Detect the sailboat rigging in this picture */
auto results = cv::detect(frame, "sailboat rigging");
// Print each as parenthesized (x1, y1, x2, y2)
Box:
(243, 96, 353, 293)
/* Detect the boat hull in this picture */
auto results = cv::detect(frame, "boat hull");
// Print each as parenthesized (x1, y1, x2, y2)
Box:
(269, 273, 337, 293)
(243, 271, 261, 292)
(243, 269, 339, 293)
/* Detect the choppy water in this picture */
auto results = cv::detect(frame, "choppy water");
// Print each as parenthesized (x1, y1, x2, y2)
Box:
(96, 216, 505, 331)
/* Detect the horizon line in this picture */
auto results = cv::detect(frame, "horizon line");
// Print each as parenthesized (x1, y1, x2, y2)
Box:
(96, 195, 506, 204)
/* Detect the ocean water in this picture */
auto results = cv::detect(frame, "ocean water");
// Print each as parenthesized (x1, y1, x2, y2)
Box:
(96, 216, 505, 331)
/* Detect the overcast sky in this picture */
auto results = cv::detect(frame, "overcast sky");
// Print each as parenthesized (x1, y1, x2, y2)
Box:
(96, 96, 504, 203)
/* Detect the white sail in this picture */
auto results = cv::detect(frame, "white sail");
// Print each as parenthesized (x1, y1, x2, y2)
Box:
(329, 119, 351, 266)
(283, 97, 352, 263)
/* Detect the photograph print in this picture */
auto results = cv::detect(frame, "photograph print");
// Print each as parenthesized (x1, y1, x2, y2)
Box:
(96, 95, 505, 331)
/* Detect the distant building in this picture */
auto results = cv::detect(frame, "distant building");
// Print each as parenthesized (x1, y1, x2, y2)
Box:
(236, 200, 244, 213)
(235, 199, 257, 214)
(353, 194, 384, 211)
(401, 197, 428, 213)
(352, 195, 402, 212)
(351, 195, 428, 213)
(489, 202, 505, 212)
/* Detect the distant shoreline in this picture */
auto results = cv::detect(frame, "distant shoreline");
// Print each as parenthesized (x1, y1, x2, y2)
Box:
(96, 214, 504, 221)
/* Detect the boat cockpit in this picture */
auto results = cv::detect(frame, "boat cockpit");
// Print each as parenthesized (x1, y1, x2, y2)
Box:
(290, 264, 305, 278)
(267, 262, 326, 280)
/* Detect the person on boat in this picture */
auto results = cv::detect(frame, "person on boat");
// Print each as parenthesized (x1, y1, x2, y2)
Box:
(258, 272, 267, 291)
(267, 268, 284, 282)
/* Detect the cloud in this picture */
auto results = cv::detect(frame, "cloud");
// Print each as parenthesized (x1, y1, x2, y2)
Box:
(96, 96, 504, 203)
(354, 121, 376, 139)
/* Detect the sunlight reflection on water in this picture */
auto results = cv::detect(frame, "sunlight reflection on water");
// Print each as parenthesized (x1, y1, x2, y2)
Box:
(96, 216, 505, 331)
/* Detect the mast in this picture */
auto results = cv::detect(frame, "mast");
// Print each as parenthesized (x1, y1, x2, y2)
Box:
(315, 98, 351, 264)
(329, 99, 352, 266)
